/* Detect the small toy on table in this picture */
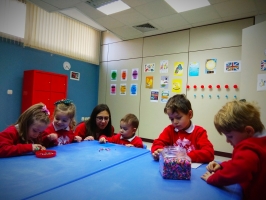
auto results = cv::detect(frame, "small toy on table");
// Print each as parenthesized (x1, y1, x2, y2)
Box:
(35, 150, 56, 158)
(159, 146, 191, 180)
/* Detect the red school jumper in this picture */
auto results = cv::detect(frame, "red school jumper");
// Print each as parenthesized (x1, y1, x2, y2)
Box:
(0, 125, 35, 157)
(74, 122, 114, 140)
(100, 134, 143, 148)
(41, 123, 74, 147)
(151, 123, 214, 163)
(207, 132, 266, 200)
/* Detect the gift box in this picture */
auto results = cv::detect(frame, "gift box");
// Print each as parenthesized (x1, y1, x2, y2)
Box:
(159, 146, 191, 180)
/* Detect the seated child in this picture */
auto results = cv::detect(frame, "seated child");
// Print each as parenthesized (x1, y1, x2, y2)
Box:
(151, 94, 214, 163)
(41, 99, 76, 147)
(201, 100, 266, 200)
(99, 113, 143, 148)
(0, 103, 50, 157)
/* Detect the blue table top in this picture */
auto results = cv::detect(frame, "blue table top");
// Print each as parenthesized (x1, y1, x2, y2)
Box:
(0, 141, 149, 200)
(27, 153, 242, 200)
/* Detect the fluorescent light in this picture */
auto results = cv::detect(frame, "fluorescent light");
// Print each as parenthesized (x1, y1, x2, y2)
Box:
(97, 0, 130, 15)
(165, 0, 210, 13)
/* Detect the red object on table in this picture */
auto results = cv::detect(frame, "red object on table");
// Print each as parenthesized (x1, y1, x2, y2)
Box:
(193, 85, 197, 89)
(233, 84, 238, 89)
(36, 150, 56, 158)
(216, 84, 221, 89)
(186, 85, 190, 89)
(225, 84, 229, 89)
(201, 85, 204, 89)
(208, 85, 212, 89)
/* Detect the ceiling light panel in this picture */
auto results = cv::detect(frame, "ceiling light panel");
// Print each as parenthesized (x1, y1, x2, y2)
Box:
(96, 0, 130, 15)
(165, 0, 210, 13)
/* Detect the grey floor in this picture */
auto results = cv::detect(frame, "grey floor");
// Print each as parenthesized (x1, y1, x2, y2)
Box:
(143, 142, 230, 162)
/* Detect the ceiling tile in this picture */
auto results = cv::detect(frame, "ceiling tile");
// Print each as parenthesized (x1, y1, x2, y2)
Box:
(41, 0, 82, 9)
(134, 0, 176, 19)
(180, 6, 221, 24)
(221, 12, 256, 22)
(191, 18, 223, 27)
(213, 0, 257, 17)
(208, 0, 230, 4)
(164, 24, 192, 33)
(95, 17, 125, 29)
(151, 13, 189, 29)
(28, 0, 59, 12)
(110, 9, 148, 25)
(122, 0, 156, 7)
(75, 2, 105, 19)
(110, 26, 143, 38)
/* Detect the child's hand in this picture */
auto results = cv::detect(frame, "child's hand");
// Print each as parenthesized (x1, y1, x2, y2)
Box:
(152, 148, 163, 160)
(74, 136, 82, 142)
(48, 133, 58, 141)
(125, 144, 134, 147)
(206, 161, 221, 172)
(99, 137, 107, 143)
(32, 144, 46, 152)
(201, 171, 214, 181)
(84, 136, 94, 141)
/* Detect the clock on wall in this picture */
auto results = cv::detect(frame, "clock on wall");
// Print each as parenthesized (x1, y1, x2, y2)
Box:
(63, 61, 71, 70)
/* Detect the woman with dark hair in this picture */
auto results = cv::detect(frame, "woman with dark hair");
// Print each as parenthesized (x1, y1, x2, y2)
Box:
(74, 104, 114, 142)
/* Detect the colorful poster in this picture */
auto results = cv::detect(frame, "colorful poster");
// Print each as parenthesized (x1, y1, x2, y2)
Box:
(160, 76, 169, 89)
(174, 62, 184, 76)
(150, 90, 159, 102)
(224, 61, 241, 72)
(144, 63, 155, 72)
(261, 60, 266, 71)
(205, 59, 217, 74)
(130, 84, 137, 96)
(111, 70, 117, 81)
(120, 84, 126, 95)
(172, 79, 182, 93)
(132, 68, 139, 80)
(160, 60, 168, 73)
(189, 62, 199, 76)
(257, 74, 266, 91)
(110, 84, 116, 95)
(161, 90, 170, 103)
(121, 69, 127, 81)
(146, 76, 153, 89)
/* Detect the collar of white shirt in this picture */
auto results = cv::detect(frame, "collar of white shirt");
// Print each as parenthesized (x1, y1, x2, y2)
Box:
(52, 122, 70, 131)
(174, 122, 195, 134)
(120, 134, 136, 142)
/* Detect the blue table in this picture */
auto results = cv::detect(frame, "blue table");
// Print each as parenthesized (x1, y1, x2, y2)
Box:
(27, 153, 242, 200)
(0, 141, 149, 200)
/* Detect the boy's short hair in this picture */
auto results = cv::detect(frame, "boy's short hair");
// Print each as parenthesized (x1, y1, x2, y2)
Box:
(164, 94, 192, 116)
(214, 100, 265, 135)
(121, 114, 139, 129)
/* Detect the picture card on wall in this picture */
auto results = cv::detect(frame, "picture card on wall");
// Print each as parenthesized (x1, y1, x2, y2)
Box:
(172, 79, 182, 93)
(257, 74, 266, 91)
(120, 84, 126, 95)
(205, 59, 217, 74)
(121, 69, 127, 81)
(150, 90, 159, 102)
(111, 70, 117, 81)
(160, 60, 168, 73)
(160, 76, 169, 89)
(161, 90, 170, 103)
(146, 76, 153, 89)
(189, 62, 199, 76)
(70, 71, 80, 81)
(261, 60, 266, 71)
(110, 84, 116, 95)
(132, 68, 139, 80)
(224, 61, 241, 72)
(144, 63, 155, 72)
(130, 84, 137, 96)
(174, 62, 184, 76)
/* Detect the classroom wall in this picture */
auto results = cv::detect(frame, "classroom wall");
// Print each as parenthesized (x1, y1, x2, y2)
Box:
(99, 18, 260, 154)
(0, 39, 99, 131)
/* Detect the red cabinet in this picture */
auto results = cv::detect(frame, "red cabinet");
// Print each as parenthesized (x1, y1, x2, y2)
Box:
(21, 70, 68, 116)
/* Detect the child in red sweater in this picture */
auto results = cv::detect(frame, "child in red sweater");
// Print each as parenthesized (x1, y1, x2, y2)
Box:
(0, 103, 50, 157)
(201, 100, 266, 200)
(151, 94, 214, 163)
(41, 99, 76, 147)
(99, 113, 143, 148)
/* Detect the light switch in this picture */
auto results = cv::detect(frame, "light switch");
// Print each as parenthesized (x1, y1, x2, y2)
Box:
(7, 90, 13, 95)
